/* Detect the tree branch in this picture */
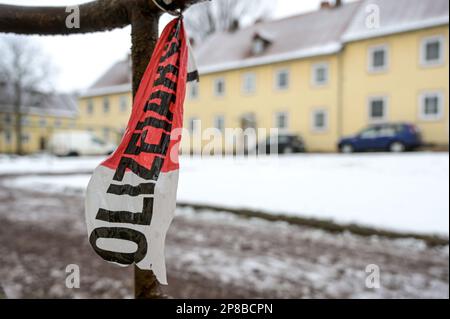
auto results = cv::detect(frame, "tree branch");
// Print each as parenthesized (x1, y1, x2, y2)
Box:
(0, 0, 208, 35)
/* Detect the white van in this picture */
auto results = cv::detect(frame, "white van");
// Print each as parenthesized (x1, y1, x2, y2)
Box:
(48, 131, 116, 156)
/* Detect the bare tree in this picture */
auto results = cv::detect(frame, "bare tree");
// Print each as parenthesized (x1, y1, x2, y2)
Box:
(185, 0, 275, 42)
(0, 37, 54, 154)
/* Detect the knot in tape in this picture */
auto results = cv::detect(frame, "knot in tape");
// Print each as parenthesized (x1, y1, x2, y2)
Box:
(152, 0, 181, 16)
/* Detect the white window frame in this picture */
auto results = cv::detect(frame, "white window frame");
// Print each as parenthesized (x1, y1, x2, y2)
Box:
(21, 116, 30, 126)
(103, 97, 110, 114)
(119, 95, 128, 112)
(3, 113, 12, 125)
(189, 117, 200, 134)
(274, 68, 290, 90)
(87, 99, 94, 115)
(242, 72, 256, 94)
(188, 81, 199, 100)
(39, 117, 47, 128)
(21, 132, 30, 144)
(311, 62, 329, 86)
(420, 35, 445, 67)
(311, 108, 329, 132)
(213, 115, 225, 132)
(368, 44, 389, 73)
(274, 111, 289, 130)
(419, 91, 444, 121)
(252, 38, 265, 55)
(367, 96, 389, 123)
(213, 77, 226, 97)
(4, 130, 12, 145)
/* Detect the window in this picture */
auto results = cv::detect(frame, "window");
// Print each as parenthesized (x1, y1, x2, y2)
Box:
(214, 115, 225, 132)
(275, 112, 289, 130)
(360, 127, 378, 139)
(21, 116, 30, 126)
(189, 117, 200, 134)
(368, 45, 389, 72)
(39, 117, 47, 128)
(120, 96, 128, 112)
(368, 97, 388, 122)
(275, 69, 290, 90)
(242, 72, 256, 94)
(252, 38, 265, 55)
(21, 133, 30, 144)
(214, 78, 226, 96)
(4, 113, 12, 125)
(4, 131, 12, 145)
(420, 92, 443, 121)
(103, 97, 110, 113)
(311, 109, 328, 132)
(421, 36, 444, 66)
(103, 128, 110, 141)
(54, 119, 62, 128)
(188, 81, 199, 100)
(87, 99, 94, 115)
(312, 63, 329, 86)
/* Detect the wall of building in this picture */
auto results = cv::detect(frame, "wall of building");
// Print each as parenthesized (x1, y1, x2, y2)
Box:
(68, 25, 450, 155)
(0, 113, 76, 154)
(183, 54, 341, 153)
(77, 92, 132, 144)
(341, 26, 449, 145)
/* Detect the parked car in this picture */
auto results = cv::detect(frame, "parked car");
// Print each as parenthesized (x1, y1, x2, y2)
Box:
(338, 123, 422, 153)
(48, 131, 116, 156)
(257, 134, 306, 154)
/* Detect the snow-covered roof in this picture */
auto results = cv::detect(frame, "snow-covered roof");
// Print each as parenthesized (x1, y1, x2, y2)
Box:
(196, 2, 360, 74)
(80, 56, 132, 98)
(80, 0, 449, 94)
(0, 83, 78, 118)
(342, 0, 449, 42)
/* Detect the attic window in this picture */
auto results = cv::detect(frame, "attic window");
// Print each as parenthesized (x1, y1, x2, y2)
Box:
(252, 38, 265, 55)
(251, 33, 271, 56)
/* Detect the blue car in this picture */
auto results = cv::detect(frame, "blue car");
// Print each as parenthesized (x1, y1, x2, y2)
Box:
(338, 123, 422, 153)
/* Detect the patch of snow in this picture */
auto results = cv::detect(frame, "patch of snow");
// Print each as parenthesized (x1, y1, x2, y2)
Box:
(0, 154, 104, 175)
(1, 153, 448, 235)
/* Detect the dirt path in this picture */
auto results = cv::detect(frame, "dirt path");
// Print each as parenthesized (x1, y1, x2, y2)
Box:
(0, 179, 448, 299)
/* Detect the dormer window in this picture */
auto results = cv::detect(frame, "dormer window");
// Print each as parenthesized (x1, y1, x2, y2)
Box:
(251, 32, 272, 56)
(252, 38, 265, 55)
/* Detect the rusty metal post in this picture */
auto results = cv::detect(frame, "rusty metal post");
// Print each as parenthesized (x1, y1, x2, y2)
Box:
(130, 4, 166, 299)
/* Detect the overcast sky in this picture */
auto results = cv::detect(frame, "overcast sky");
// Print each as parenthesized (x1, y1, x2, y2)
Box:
(0, 0, 357, 93)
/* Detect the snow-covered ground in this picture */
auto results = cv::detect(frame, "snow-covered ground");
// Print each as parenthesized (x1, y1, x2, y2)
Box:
(0, 154, 102, 175)
(1, 153, 448, 235)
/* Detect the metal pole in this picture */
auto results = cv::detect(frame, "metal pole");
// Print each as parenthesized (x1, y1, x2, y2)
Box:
(130, 4, 166, 299)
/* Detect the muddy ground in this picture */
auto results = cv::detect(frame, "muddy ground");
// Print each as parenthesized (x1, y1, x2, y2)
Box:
(0, 177, 448, 299)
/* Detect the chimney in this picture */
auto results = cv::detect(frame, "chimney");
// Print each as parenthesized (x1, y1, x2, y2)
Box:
(320, 1, 331, 9)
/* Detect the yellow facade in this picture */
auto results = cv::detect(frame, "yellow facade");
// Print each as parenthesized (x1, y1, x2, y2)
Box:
(78, 92, 132, 144)
(341, 26, 449, 145)
(183, 55, 342, 152)
(73, 25, 448, 154)
(182, 26, 449, 152)
(0, 113, 76, 154)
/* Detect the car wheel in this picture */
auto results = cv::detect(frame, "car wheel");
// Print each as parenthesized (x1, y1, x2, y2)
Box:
(67, 151, 80, 157)
(341, 144, 354, 154)
(390, 142, 406, 153)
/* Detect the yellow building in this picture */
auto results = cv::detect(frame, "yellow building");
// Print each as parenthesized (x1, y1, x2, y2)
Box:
(78, 57, 132, 144)
(78, 0, 449, 153)
(0, 83, 77, 154)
